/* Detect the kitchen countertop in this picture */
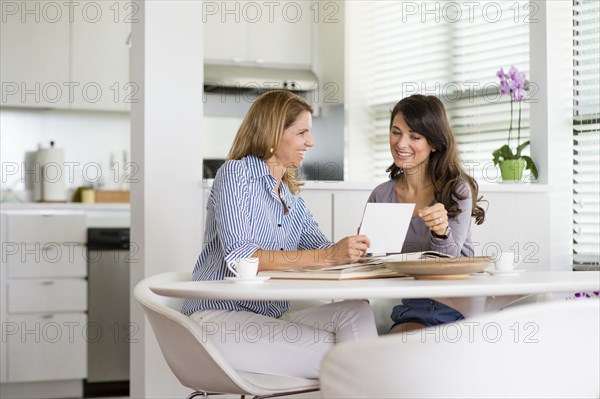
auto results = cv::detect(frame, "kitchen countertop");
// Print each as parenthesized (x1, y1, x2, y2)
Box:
(0, 202, 130, 227)
(202, 179, 549, 193)
(0, 202, 130, 211)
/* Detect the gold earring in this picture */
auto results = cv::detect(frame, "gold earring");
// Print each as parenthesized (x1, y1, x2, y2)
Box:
(269, 147, 274, 154)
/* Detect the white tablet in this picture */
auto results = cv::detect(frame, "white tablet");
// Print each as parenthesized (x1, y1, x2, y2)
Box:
(358, 202, 415, 255)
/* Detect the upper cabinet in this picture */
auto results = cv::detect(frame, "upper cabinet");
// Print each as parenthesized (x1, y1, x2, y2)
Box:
(71, 1, 132, 111)
(0, 0, 131, 111)
(0, 0, 71, 108)
(204, 1, 312, 68)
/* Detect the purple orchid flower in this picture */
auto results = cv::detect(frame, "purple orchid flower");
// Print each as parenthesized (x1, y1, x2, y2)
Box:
(512, 87, 526, 101)
(508, 66, 519, 81)
(500, 79, 511, 95)
(497, 65, 528, 152)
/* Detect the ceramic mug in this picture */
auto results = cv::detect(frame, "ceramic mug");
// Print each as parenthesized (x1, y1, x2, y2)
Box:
(228, 257, 259, 279)
(494, 252, 522, 271)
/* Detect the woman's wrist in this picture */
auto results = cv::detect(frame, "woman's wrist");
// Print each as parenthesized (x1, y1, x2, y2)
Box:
(319, 248, 339, 266)
(431, 225, 451, 240)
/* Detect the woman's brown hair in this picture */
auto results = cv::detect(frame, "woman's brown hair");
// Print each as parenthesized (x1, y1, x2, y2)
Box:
(387, 94, 486, 224)
(228, 90, 313, 194)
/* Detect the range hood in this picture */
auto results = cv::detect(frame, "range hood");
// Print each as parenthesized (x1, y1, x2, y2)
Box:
(204, 64, 319, 92)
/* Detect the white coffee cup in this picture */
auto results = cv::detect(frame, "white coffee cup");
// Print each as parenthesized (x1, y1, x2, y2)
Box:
(494, 252, 522, 271)
(228, 257, 259, 279)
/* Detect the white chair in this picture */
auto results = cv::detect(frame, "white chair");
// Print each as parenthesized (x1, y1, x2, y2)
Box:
(134, 271, 319, 399)
(320, 299, 600, 398)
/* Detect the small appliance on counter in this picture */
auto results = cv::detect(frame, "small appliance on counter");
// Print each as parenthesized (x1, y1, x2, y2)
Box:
(32, 140, 67, 202)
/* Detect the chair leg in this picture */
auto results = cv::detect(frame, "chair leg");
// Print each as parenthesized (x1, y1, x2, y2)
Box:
(187, 392, 209, 399)
(188, 391, 237, 399)
(187, 388, 318, 399)
(252, 387, 320, 399)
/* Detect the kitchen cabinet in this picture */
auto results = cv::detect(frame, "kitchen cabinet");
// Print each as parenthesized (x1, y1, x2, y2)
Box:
(70, 1, 132, 111)
(300, 190, 333, 241)
(0, 212, 87, 386)
(0, 0, 71, 108)
(0, 0, 130, 111)
(204, 0, 312, 68)
(331, 189, 372, 241)
(6, 313, 87, 383)
(304, 188, 372, 242)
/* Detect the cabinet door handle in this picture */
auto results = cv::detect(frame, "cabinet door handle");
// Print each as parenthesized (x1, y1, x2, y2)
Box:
(41, 281, 54, 285)
(41, 315, 54, 319)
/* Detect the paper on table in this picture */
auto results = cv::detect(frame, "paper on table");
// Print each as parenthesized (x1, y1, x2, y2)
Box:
(358, 202, 415, 255)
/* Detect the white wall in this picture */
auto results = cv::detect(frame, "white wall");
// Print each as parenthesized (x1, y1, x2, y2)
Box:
(528, 1, 573, 270)
(129, 1, 204, 397)
(344, 2, 372, 182)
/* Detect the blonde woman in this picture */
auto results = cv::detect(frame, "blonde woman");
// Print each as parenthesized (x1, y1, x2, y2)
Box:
(182, 90, 377, 379)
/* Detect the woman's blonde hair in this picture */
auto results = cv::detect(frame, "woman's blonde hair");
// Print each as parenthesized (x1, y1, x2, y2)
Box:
(228, 90, 313, 194)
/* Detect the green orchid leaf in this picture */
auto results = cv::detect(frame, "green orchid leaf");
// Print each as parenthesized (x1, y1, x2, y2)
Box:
(492, 148, 501, 165)
(515, 140, 531, 158)
(493, 144, 517, 164)
(521, 155, 539, 179)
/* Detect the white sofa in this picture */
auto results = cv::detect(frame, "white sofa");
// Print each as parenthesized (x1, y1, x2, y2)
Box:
(320, 299, 600, 398)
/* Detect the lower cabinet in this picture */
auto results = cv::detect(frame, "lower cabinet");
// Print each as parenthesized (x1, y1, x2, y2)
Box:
(302, 189, 373, 241)
(303, 188, 373, 242)
(1, 212, 88, 390)
(300, 190, 333, 241)
(7, 280, 87, 314)
(6, 313, 87, 383)
(331, 190, 372, 241)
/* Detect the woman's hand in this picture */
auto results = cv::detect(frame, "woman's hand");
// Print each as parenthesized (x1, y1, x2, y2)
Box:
(418, 203, 449, 237)
(323, 235, 371, 265)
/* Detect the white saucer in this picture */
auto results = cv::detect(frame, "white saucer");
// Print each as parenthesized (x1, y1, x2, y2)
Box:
(485, 269, 526, 276)
(224, 276, 271, 284)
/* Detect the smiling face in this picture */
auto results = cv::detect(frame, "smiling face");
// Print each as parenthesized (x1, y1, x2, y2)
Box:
(390, 113, 434, 172)
(269, 110, 314, 169)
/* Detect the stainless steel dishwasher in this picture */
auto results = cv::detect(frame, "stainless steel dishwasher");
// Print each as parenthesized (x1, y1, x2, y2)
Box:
(85, 228, 130, 397)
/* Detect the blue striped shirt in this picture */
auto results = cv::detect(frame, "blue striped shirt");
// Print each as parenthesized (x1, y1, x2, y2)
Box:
(181, 155, 332, 317)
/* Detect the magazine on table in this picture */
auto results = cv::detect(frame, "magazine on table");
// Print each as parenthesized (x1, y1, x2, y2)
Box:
(257, 251, 454, 280)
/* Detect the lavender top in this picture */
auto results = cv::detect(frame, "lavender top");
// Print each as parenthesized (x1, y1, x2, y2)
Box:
(367, 179, 474, 257)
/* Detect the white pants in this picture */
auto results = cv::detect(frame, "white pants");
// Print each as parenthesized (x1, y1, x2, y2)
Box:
(190, 300, 377, 379)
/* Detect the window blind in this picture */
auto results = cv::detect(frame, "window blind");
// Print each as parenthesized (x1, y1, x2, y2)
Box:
(573, 0, 600, 264)
(364, 1, 531, 182)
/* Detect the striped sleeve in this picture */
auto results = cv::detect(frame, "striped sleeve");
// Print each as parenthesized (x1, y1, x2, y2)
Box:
(213, 162, 261, 268)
